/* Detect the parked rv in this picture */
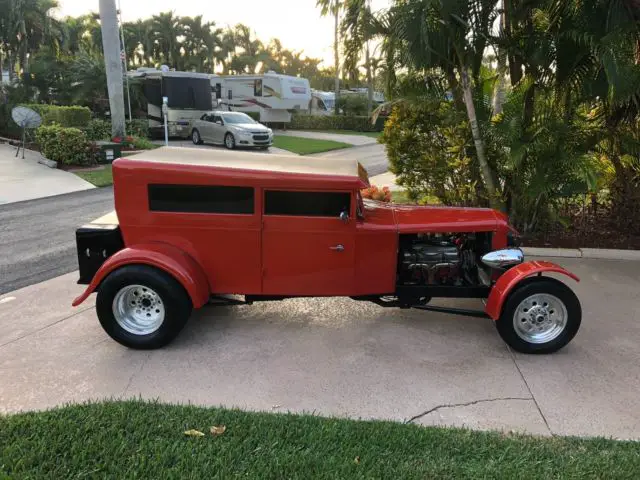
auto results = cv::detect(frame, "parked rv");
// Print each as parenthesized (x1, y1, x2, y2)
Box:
(213, 71, 311, 123)
(130, 68, 213, 139)
(309, 90, 336, 116)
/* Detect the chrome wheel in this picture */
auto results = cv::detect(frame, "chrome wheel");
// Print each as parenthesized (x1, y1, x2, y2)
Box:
(192, 130, 200, 145)
(112, 285, 165, 336)
(225, 134, 235, 149)
(512, 293, 567, 344)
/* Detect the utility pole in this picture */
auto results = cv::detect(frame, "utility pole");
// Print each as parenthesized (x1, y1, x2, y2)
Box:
(334, 0, 340, 115)
(99, 0, 126, 138)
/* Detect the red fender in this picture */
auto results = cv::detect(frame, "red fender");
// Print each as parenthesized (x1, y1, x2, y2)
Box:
(72, 243, 210, 308)
(485, 261, 579, 320)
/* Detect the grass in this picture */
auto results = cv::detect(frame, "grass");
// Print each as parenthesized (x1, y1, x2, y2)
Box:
(273, 135, 352, 155)
(74, 165, 113, 187)
(313, 129, 382, 139)
(1, 401, 639, 479)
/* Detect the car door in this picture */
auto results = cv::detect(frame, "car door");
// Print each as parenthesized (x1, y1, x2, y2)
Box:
(197, 114, 213, 142)
(261, 189, 356, 296)
(211, 114, 225, 144)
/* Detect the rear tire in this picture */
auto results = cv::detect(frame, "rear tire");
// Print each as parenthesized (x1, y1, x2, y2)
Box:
(192, 129, 203, 145)
(495, 278, 581, 354)
(96, 265, 192, 350)
(224, 133, 236, 150)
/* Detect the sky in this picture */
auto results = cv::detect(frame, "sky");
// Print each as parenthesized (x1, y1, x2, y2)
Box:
(55, 0, 392, 67)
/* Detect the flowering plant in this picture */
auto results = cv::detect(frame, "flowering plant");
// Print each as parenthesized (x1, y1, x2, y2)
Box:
(361, 186, 392, 202)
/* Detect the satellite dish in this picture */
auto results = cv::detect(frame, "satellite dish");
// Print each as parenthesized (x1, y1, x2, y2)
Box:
(12, 106, 42, 128)
(11, 107, 43, 159)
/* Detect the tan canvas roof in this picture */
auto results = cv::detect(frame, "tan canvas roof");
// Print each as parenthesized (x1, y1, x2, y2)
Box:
(124, 147, 363, 179)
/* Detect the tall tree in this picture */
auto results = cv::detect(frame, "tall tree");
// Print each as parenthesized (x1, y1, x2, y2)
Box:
(317, 0, 343, 114)
(342, 0, 375, 113)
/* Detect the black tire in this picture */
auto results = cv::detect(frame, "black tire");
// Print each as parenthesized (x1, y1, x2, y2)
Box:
(192, 129, 203, 145)
(96, 265, 192, 350)
(224, 133, 236, 150)
(495, 278, 581, 354)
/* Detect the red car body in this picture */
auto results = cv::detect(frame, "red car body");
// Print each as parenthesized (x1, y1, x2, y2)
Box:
(73, 147, 581, 352)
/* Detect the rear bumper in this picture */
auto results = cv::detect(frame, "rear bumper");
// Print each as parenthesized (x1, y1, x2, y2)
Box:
(76, 224, 124, 284)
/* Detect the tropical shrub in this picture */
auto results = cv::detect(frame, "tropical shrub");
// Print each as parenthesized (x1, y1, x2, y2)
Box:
(36, 125, 93, 166)
(290, 114, 385, 132)
(336, 94, 369, 116)
(85, 119, 112, 141)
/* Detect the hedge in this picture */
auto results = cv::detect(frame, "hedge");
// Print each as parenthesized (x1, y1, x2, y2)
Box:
(289, 114, 387, 132)
(85, 119, 149, 141)
(21, 104, 92, 129)
(36, 124, 94, 166)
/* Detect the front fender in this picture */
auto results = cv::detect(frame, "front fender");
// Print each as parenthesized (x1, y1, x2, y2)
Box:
(485, 261, 579, 320)
(72, 243, 210, 308)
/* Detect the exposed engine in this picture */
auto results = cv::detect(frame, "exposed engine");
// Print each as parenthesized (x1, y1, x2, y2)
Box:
(398, 233, 489, 286)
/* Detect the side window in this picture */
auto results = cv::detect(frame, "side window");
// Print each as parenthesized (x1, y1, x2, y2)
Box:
(149, 185, 254, 214)
(213, 115, 222, 124)
(265, 191, 351, 217)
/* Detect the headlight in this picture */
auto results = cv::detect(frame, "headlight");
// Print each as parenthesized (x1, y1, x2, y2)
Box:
(237, 130, 251, 138)
(267, 129, 273, 135)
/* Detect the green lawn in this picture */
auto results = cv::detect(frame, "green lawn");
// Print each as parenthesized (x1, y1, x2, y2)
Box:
(2, 401, 639, 479)
(273, 135, 351, 155)
(313, 129, 382, 139)
(74, 165, 113, 187)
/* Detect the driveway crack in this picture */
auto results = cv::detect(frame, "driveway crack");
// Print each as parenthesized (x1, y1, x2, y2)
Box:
(122, 352, 151, 398)
(406, 397, 532, 424)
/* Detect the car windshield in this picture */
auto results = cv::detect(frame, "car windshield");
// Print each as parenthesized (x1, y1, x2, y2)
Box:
(222, 113, 256, 125)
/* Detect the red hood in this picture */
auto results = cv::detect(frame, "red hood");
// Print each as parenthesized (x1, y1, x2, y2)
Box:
(362, 200, 510, 234)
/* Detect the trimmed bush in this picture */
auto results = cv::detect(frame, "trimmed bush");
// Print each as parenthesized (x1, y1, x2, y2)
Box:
(245, 111, 261, 122)
(290, 114, 386, 132)
(85, 119, 112, 141)
(22, 104, 92, 128)
(127, 119, 149, 138)
(84, 119, 149, 140)
(36, 124, 93, 166)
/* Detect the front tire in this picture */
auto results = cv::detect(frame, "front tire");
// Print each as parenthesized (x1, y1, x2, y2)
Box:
(224, 133, 236, 150)
(495, 278, 581, 354)
(96, 265, 192, 350)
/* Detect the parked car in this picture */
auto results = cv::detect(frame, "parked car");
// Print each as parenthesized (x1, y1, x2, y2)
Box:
(73, 147, 582, 353)
(191, 111, 273, 150)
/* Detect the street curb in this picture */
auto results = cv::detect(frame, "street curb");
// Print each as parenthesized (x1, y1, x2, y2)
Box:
(523, 247, 640, 261)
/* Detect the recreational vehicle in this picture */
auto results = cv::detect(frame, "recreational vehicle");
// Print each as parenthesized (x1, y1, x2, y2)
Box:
(131, 68, 213, 139)
(213, 71, 311, 123)
(309, 90, 336, 116)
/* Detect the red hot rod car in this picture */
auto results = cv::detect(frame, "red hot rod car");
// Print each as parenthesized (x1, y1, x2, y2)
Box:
(73, 147, 581, 353)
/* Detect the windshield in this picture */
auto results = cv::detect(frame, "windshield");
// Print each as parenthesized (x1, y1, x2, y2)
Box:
(324, 99, 335, 110)
(222, 113, 256, 124)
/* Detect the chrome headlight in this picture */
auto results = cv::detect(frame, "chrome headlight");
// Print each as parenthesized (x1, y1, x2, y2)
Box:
(482, 249, 524, 269)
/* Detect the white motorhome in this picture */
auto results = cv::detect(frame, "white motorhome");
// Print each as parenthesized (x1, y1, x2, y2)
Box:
(130, 68, 213, 138)
(309, 90, 336, 116)
(213, 71, 311, 123)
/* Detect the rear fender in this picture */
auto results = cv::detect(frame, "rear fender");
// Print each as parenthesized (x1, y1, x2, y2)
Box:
(72, 243, 210, 308)
(485, 261, 579, 320)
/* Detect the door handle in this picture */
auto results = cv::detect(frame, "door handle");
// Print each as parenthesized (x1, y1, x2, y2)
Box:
(330, 244, 345, 252)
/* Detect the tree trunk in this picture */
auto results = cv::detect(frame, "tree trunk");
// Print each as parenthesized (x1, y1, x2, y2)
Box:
(491, 0, 507, 115)
(460, 69, 502, 210)
(503, 0, 523, 85)
(8, 54, 16, 82)
(100, 0, 126, 138)
(334, 1, 340, 115)
(365, 41, 373, 115)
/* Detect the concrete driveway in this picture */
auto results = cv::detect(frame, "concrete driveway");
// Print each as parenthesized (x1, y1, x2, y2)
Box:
(0, 143, 94, 205)
(1, 256, 639, 440)
(275, 130, 378, 146)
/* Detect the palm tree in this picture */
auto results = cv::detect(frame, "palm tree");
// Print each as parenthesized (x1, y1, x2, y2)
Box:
(317, 0, 343, 114)
(342, 0, 375, 113)
(151, 12, 184, 69)
(382, 0, 502, 207)
(182, 16, 221, 73)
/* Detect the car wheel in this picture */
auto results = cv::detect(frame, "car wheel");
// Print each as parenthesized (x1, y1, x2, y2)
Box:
(224, 133, 236, 150)
(495, 278, 581, 354)
(192, 129, 203, 145)
(96, 265, 192, 350)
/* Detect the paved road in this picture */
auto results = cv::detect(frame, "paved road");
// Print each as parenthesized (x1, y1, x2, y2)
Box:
(0, 188, 114, 295)
(313, 144, 389, 177)
(1, 257, 639, 439)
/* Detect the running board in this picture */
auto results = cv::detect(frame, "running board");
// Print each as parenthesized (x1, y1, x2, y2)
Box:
(412, 305, 490, 319)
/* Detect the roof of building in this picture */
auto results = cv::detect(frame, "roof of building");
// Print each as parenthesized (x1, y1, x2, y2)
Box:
(124, 147, 368, 183)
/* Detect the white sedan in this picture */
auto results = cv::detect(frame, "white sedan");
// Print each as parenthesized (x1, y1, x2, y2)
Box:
(191, 111, 273, 150)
